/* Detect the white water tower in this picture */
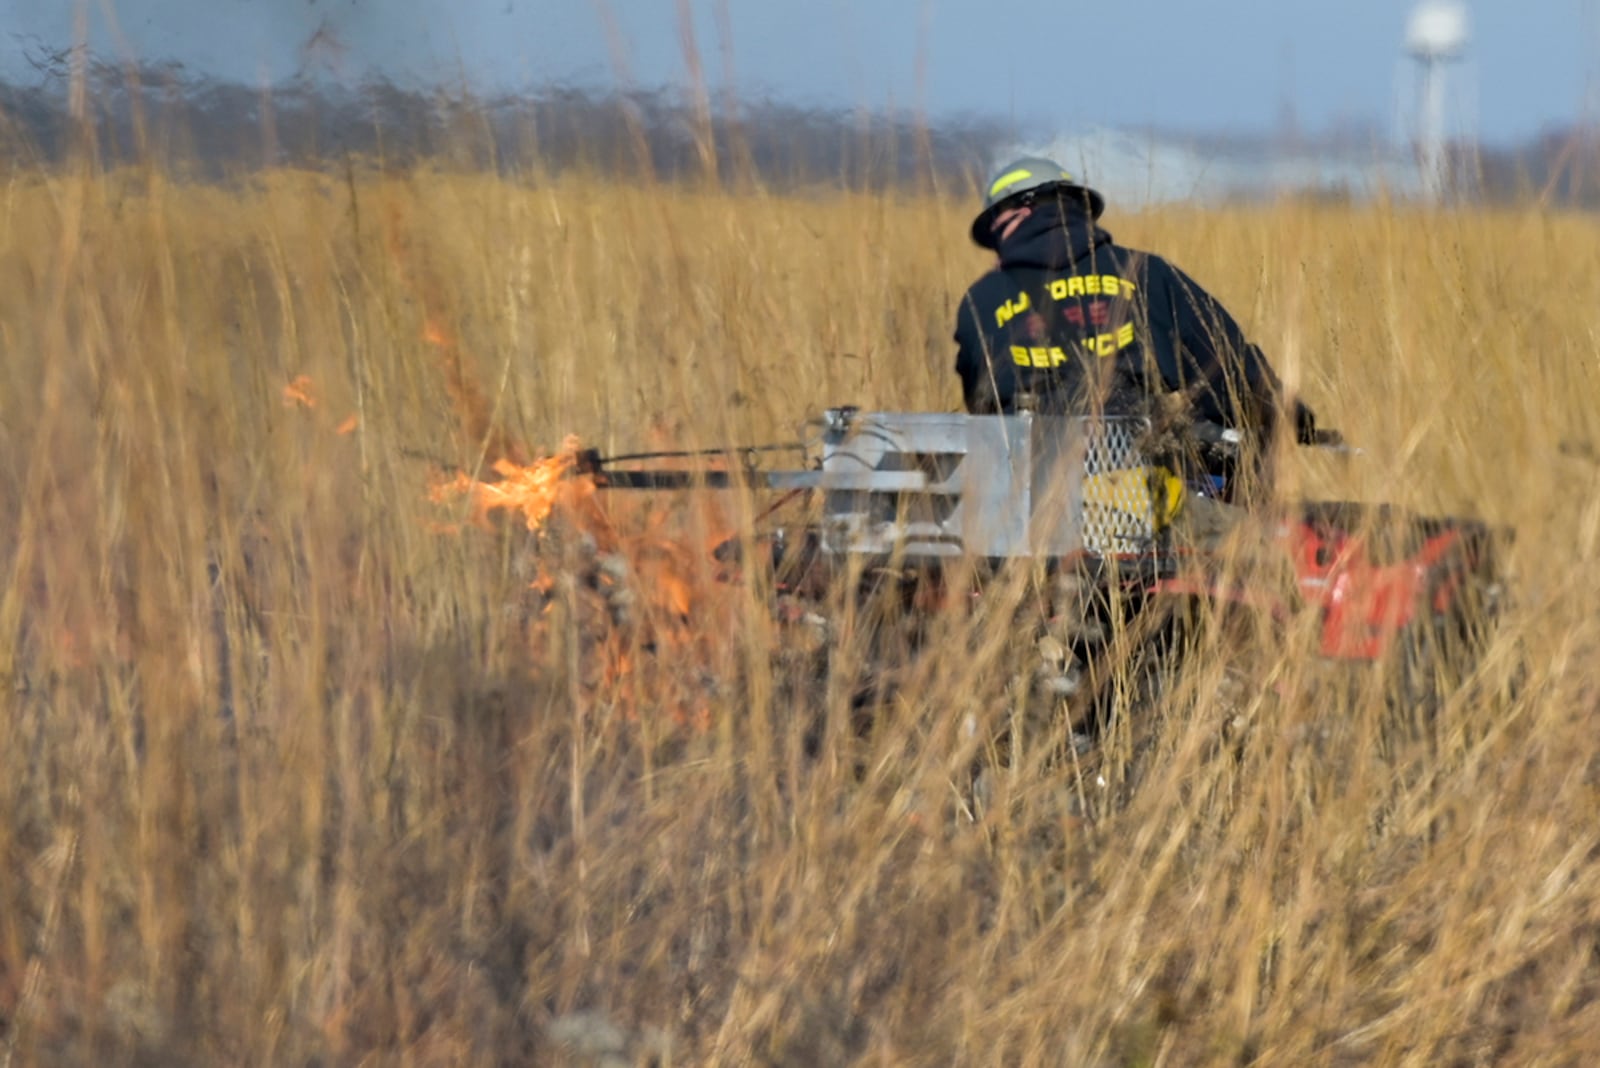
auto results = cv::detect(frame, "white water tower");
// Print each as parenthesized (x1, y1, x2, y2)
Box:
(1406, 1, 1469, 200)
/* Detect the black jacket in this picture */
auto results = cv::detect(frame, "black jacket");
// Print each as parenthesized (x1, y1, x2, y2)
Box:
(954, 202, 1314, 441)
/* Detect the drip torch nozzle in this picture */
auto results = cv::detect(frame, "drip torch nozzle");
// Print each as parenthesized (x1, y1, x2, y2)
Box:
(573, 448, 606, 478)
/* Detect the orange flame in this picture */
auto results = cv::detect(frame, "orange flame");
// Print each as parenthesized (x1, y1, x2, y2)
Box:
(283, 374, 360, 435)
(282, 375, 317, 409)
(428, 436, 588, 533)
(390, 201, 744, 734)
(426, 441, 739, 732)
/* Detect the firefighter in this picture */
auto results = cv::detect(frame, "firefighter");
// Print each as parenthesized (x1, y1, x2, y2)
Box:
(954, 156, 1318, 451)
(953, 156, 1325, 543)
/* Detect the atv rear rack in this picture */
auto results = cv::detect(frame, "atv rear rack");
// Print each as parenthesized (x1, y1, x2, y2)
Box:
(578, 407, 1169, 560)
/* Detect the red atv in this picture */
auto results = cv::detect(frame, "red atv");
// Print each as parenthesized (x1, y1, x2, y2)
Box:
(580, 407, 1508, 746)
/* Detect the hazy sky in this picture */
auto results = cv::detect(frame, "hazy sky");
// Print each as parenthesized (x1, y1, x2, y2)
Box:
(4, 1, 1596, 145)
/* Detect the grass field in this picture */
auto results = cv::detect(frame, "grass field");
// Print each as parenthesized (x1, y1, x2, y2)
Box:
(2, 159, 1600, 1066)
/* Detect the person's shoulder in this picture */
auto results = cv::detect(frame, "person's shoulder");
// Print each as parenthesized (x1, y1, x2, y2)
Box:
(963, 264, 1007, 288)
(1110, 245, 1186, 289)
(1106, 240, 1171, 269)
(958, 265, 1011, 304)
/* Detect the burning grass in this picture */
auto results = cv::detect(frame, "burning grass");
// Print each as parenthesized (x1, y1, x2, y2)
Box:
(1, 159, 1599, 1065)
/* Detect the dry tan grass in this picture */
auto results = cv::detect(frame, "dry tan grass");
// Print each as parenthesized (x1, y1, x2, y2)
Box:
(2, 160, 1600, 1066)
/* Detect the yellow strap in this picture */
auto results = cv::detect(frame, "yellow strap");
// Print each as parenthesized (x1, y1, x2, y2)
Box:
(1080, 466, 1186, 532)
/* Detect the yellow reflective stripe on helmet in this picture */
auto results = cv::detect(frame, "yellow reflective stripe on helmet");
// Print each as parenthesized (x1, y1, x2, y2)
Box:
(988, 167, 1077, 199)
(988, 168, 1034, 197)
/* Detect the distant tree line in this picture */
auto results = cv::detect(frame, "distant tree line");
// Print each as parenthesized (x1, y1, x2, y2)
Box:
(0, 60, 1008, 193)
(1471, 128, 1600, 208)
(0, 59, 1595, 207)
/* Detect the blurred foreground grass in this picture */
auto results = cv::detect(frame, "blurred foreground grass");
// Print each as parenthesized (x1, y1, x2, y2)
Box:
(1, 163, 1600, 1065)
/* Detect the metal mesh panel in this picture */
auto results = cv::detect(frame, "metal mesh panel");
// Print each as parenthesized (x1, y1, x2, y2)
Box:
(811, 411, 1166, 560)
(1079, 417, 1158, 555)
